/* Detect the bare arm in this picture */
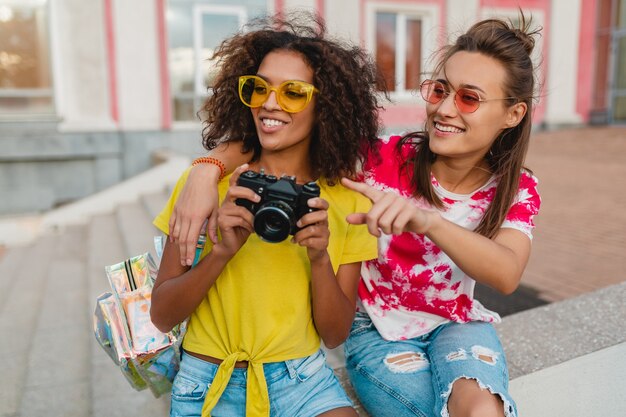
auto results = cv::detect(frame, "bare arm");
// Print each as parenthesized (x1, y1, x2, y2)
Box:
(293, 198, 361, 348)
(310, 259, 361, 348)
(341, 178, 530, 294)
(423, 218, 529, 294)
(169, 143, 251, 266)
(152, 166, 258, 332)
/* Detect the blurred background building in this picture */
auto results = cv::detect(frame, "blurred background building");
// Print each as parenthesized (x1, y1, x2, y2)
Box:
(0, 0, 623, 215)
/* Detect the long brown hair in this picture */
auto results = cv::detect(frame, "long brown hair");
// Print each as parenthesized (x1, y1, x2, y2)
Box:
(399, 13, 541, 238)
(200, 13, 384, 183)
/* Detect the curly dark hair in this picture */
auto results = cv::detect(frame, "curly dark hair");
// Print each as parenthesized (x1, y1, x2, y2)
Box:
(200, 13, 384, 183)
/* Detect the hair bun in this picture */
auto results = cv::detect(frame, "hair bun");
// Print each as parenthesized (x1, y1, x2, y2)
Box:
(512, 28, 535, 55)
(512, 13, 541, 56)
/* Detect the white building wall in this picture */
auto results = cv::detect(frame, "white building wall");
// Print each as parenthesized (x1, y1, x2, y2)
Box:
(545, 0, 583, 125)
(445, 0, 479, 37)
(325, 0, 361, 44)
(113, 0, 162, 130)
(284, 0, 316, 12)
(53, 0, 112, 131)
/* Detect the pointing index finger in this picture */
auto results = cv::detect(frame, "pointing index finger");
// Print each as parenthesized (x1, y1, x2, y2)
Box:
(341, 177, 383, 202)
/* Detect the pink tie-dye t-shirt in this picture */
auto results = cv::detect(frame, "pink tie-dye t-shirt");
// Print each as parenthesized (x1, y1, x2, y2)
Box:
(357, 135, 541, 341)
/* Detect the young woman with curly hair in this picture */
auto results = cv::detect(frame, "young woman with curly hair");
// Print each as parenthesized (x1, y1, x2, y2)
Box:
(150, 14, 382, 417)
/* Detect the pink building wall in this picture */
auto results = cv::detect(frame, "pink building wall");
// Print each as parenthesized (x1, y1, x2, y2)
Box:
(577, 0, 598, 123)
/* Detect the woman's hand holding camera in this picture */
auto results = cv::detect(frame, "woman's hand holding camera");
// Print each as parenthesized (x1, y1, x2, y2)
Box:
(293, 197, 330, 263)
(215, 165, 260, 258)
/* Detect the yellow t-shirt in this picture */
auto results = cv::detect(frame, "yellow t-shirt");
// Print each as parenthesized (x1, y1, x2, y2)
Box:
(153, 168, 377, 417)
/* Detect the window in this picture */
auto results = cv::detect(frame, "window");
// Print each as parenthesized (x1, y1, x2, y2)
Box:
(167, 1, 266, 122)
(0, 0, 53, 116)
(366, 3, 438, 99)
(375, 12, 422, 93)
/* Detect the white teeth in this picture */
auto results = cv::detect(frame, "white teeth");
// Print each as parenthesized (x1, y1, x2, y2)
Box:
(435, 122, 463, 133)
(262, 118, 286, 127)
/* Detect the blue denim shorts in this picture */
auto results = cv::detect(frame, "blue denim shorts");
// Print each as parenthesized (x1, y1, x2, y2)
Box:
(344, 312, 517, 417)
(170, 349, 353, 417)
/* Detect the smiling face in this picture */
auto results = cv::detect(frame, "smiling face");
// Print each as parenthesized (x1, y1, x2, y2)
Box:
(250, 49, 317, 165)
(426, 51, 526, 168)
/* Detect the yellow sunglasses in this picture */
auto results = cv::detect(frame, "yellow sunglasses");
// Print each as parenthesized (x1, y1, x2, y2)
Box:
(238, 75, 318, 113)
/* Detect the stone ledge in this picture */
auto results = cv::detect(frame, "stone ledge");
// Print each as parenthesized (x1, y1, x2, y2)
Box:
(496, 280, 626, 379)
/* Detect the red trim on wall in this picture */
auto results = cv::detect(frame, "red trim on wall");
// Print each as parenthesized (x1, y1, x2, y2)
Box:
(275, 0, 284, 17)
(156, 0, 172, 130)
(381, 104, 427, 129)
(576, 0, 597, 122)
(316, 0, 325, 19)
(103, 0, 119, 124)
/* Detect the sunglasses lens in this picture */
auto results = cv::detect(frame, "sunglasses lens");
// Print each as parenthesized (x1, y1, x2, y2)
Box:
(278, 82, 311, 113)
(420, 80, 445, 104)
(239, 76, 268, 108)
(420, 80, 483, 113)
(455, 89, 481, 113)
(239, 76, 315, 112)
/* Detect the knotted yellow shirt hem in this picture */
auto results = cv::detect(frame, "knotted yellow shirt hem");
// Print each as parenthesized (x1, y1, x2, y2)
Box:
(199, 353, 267, 417)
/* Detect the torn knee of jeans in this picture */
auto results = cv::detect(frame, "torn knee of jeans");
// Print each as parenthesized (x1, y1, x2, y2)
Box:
(471, 345, 499, 365)
(446, 349, 467, 362)
(442, 377, 516, 417)
(383, 351, 429, 373)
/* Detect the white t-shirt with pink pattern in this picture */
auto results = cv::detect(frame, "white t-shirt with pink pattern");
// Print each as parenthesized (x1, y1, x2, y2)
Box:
(357, 134, 541, 341)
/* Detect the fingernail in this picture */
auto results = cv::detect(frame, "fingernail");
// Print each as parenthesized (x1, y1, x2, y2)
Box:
(186, 259, 192, 266)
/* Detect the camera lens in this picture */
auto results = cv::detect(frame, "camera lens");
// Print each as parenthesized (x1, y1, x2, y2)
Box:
(254, 201, 295, 243)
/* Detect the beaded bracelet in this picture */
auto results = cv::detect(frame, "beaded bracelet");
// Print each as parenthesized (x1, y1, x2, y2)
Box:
(191, 156, 226, 180)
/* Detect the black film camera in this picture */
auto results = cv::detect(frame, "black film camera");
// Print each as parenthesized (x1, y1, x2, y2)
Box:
(235, 170, 320, 243)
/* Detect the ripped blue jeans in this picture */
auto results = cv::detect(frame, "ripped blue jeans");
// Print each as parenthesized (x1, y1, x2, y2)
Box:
(170, 349, 352, 417)
(344, 312, 517, 417)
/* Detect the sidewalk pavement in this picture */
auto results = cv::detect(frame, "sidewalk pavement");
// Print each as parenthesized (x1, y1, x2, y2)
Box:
(520, 126, 626, 301)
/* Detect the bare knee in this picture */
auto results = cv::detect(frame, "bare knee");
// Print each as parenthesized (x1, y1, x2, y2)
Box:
(447, 378, 504, 417)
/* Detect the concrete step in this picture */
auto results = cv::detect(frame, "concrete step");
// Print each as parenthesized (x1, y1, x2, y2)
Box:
(18, 225, 91, 417)
(115, 201, 160, 259)
(141, 190, 169, 223)
(88, 213, 169, 416)
(495, 280, 626, 379)
(0, 244, 28, 314)
(0, 234, 58, 416)
(510, 342, 626, 417)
